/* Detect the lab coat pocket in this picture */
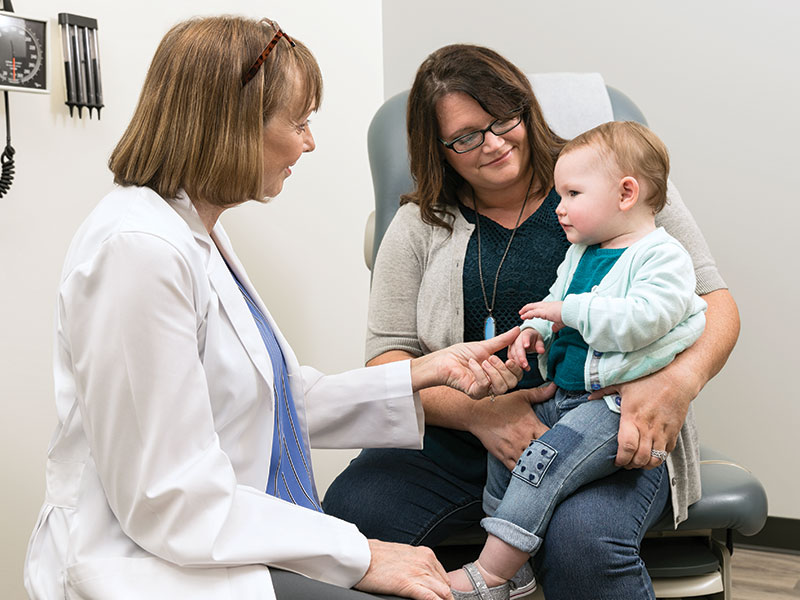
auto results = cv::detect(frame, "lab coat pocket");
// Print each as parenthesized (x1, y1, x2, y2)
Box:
(65, 556, 273, 599)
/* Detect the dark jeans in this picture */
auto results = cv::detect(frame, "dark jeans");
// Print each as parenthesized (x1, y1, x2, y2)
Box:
(324, 445, 670, 600)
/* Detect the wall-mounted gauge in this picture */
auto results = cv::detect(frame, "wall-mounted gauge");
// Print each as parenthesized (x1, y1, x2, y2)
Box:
(0, 11, 48, 93)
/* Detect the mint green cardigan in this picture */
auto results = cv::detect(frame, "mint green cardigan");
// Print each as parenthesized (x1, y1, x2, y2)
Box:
(523, 227, 707, 410)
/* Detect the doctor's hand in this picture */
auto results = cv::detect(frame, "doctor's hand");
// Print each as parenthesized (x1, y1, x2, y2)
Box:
(410, 328, 523, 400)
(355, 540, 453, 600)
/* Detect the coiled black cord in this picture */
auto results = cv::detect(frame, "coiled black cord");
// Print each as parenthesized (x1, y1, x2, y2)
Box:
(0, 91, 14, 198)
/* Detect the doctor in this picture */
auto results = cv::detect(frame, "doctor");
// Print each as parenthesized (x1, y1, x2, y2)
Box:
(23, 16, 523, 600)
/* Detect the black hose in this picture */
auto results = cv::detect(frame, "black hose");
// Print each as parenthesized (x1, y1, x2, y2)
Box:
(0, 91, 14, 198)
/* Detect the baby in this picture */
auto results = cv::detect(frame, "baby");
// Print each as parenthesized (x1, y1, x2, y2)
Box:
(449, 121, 707, 599)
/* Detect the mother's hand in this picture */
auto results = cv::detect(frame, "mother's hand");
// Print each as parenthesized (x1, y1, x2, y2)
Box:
(469, 384, 555, 470)
(591, 289, 741, 469)
(355, 539, 453, 600)
(411, 328, 524, 399)
(591, 365, 695, 469)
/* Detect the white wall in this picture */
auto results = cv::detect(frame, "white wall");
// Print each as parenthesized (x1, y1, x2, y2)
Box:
(382, 1, 800, 519)
(0, 1, 381, 597)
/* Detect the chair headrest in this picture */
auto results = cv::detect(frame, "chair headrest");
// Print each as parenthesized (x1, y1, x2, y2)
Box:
(528, 72, 613, 139)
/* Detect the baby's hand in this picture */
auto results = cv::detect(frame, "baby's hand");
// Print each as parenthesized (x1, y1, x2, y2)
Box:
(519, 301, 565, 333)
(508, 328, 545, 371)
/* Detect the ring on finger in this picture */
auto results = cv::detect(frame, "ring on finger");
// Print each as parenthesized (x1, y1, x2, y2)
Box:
(650, 449, 668, 462)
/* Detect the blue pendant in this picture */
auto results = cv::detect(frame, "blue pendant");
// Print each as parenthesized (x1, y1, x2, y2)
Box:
(484, 315, 496, 340)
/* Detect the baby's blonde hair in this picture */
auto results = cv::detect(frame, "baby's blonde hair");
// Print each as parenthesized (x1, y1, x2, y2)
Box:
(562, 121, 670, 213)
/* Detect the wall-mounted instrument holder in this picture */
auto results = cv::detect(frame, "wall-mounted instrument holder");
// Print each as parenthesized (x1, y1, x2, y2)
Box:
(58, 13, 103, 119)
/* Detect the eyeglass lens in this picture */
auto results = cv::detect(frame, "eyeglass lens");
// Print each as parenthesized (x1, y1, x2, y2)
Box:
(449, 115, 522, 153)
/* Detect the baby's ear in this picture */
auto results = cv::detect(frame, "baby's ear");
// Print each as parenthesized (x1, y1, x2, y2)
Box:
(618, 176, 639, 211)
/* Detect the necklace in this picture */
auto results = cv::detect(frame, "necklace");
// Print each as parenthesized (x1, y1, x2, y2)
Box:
(472, 174, 535, 340)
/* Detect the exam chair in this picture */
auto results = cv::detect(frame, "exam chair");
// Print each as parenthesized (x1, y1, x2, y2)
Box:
(362, 80, 768, 600)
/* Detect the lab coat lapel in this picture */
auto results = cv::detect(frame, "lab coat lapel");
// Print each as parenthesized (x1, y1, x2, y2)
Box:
(210, 251, 277, 390)
(210, 225, 303, 382)
(169, 192, 275, 394)
(170, 193, 315, 490)
(211, 221, 316, 493)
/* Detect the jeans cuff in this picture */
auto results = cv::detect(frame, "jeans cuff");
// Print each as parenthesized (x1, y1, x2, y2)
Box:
(481, 516, 542, 554)
(482, 486, 502, 516)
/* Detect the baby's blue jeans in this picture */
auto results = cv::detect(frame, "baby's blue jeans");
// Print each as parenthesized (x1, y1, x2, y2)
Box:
(482, 388, 622, 554)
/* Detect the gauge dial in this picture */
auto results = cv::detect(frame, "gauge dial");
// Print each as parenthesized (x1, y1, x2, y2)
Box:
(0, 13, 47, 92)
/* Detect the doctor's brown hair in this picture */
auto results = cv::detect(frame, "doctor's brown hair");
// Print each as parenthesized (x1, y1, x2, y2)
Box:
(403, 44, 566, 231)
(109, 17, 322, 207)
(561, 121, 670, 214)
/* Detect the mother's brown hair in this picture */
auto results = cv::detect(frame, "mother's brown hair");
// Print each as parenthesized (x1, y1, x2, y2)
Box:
(109, 16, 322, 207)
(404, 44, 565, 230)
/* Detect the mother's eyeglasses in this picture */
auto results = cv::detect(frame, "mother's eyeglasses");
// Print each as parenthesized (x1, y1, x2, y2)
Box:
(439, 112, 523, 154)
(241, 20, 295, 87)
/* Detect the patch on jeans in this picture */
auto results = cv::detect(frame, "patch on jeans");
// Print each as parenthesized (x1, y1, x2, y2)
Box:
(512, 439, 557, 487)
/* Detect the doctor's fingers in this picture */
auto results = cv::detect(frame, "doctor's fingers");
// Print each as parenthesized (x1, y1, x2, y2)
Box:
(358, 540, 452, 599)
(405, 582, 454, 600)
(480, 356, 523, 395)
(464, 358, 491, 398)
(475, 326, 520, 357)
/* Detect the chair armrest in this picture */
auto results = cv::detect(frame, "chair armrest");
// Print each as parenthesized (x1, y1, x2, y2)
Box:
(651, 446, 768, 535)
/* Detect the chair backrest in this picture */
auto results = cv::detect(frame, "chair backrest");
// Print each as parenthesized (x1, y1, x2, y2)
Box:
(364, 78, 648, 270)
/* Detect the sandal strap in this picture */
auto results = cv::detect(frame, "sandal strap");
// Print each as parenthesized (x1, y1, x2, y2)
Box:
(462, 562, 492, 599)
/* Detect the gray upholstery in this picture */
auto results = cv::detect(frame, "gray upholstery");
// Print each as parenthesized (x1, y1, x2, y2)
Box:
(364, 81, 768, 593)
(654, 446, 768, 535)
(607, 85, 649, 124)
(366, 90, 414, 270)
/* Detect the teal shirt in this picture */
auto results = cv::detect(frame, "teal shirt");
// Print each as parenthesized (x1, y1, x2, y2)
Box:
(548, 245, 624, 390)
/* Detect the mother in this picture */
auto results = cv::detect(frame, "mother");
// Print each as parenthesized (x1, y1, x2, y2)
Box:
(23, 21, 525, 600)
(324, 45, 740, 599)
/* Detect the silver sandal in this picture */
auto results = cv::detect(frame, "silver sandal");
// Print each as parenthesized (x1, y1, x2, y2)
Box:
(451, 562, 510, 600)
(509, 560, 537, 599)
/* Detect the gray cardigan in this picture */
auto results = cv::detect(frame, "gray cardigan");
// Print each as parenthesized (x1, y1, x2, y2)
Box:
(366, 181, 726, 527)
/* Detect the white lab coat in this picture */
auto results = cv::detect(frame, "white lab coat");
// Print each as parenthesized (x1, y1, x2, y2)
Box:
(24, 186, 425, 599)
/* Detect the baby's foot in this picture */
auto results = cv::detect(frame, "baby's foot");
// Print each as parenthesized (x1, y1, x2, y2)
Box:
(474, 560, 508, 588)
(449, 562, 511, 600)
(447, 567, 473, 592)
(448, 561, 507, 591)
